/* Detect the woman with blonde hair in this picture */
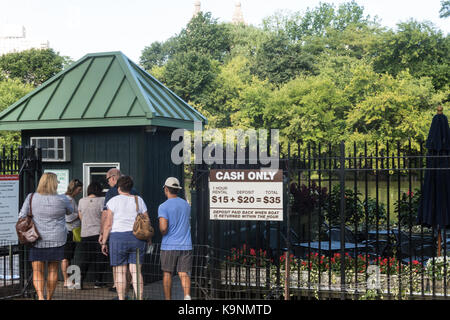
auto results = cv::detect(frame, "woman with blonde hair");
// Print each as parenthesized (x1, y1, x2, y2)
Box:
(61, 179, 83, 288)
(18, 172, 73, 300)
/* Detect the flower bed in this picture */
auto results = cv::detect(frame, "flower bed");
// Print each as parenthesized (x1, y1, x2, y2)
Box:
(221, 247, 450, 297)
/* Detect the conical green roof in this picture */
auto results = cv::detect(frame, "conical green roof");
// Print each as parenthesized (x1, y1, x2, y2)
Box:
(0, 51, 207, 130)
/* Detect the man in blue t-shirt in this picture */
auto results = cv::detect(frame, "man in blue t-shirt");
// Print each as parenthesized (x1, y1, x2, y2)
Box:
(158, 177, 192, 301)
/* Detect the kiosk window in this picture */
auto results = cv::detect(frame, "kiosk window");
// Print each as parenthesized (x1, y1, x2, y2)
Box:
(30, 137, 70, 162)
(82, 163, 120, 197)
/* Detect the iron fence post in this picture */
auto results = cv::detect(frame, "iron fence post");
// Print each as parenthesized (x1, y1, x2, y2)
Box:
(136, 247, 141, 300)
(284, 143, 291, 300)
(339, 141, 346, 299)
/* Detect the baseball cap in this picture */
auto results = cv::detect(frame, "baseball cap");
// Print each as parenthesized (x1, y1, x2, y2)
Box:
(163, 177, 182, 189)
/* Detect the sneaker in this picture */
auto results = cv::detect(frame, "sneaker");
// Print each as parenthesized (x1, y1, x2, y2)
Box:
(184, 295, 192, 300)
(94, 282, 106, 288)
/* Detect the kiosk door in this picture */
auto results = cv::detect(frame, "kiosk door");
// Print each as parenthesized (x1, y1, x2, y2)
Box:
(82, 163, 120, 197)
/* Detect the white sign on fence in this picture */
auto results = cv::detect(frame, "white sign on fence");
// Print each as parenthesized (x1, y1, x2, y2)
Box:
(0, 175, 19, 242)
(209, 169, 283, 221)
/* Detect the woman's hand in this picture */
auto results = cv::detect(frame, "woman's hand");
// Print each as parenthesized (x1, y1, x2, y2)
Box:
(101, 243, 108, 256)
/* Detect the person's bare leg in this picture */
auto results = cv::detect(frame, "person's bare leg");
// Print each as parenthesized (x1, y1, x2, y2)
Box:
(114, 265, 127, 300)
(46, 261, 59, 300)
(178, 272, 191, 298)
(32, 261, 45, 300)
(126, 267, 132, 296)
(61, 259, 69, 286)
(162, 272, 172, 300)
(129, 264, 144, 300)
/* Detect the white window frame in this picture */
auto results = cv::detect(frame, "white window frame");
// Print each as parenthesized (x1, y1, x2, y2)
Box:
(30, 136, 71, 162)
(82, 162, 120, 197)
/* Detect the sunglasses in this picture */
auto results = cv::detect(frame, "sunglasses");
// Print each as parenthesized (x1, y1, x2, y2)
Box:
(106, 175, 115, 182)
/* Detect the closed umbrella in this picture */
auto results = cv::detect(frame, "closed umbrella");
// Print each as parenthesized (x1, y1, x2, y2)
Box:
(417, 106, 450, 256)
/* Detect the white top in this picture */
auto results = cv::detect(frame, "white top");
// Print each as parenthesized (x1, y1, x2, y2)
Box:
(106, 195, 147, 233)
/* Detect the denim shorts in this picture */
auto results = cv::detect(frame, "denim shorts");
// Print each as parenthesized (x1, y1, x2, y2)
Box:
(109, 231, 146, 267)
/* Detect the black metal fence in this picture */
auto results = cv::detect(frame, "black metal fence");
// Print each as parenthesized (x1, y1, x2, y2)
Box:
(0, 240, 211, 300)
(2, 142, 450, 300)
(0, 146, 42, 299)
(191, 140, 450, 300)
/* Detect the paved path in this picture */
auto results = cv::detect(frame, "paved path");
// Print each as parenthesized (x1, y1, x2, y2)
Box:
(43, 276, 185, 300)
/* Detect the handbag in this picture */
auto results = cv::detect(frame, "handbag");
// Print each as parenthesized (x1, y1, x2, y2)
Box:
(132, 196, 154, 241)
(72, 226, 82, 242)
(16, 193, 40, 245)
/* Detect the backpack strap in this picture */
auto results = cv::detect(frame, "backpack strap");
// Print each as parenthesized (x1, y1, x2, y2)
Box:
(134, 195, 139, 213)
(28, 193, 35, 218)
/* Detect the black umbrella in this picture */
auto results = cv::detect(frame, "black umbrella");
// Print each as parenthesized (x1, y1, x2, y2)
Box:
(417, 106, 450, 256)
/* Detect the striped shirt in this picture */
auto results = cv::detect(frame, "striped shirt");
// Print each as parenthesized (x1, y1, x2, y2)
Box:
(18, 193, 73, 248)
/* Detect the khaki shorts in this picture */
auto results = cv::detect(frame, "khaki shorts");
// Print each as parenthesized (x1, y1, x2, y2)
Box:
(160, 250, 193, 274)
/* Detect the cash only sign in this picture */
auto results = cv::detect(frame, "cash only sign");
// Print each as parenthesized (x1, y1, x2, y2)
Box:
(209, 169, 283, 221)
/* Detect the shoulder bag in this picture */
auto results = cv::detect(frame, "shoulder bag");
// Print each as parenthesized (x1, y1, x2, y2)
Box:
(132, 196, 154, 241)
(16, 193, 40, 245)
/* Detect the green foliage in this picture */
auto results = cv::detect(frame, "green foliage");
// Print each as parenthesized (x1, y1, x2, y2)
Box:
(0, 79, 34, 149)
(161, 51, 219, 109)
(440, 1, 450, 18)
(324, 185, 387, 227)
(345, 69, 436, 154)
(394, 189, 421, 228)
(0, 48, 69, 86)
(177, 12, 231, 62)
(262, 1, 375, 40)
(370, 20, 450, 90)
(138, 2, 449, 152)
(0, 79, 33, 112)
(250, 33, 316, 85)
(265, 74, 347, 148)
(140, 40, 173, 70)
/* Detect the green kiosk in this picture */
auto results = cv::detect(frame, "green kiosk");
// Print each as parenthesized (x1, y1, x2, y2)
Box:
(0, 51, 207, 284)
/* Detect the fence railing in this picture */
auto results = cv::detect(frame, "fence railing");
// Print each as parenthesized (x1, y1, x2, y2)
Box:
(0, 241, 212, 300)
(190, 140, 450, 300)
(1, 141, 449, 300)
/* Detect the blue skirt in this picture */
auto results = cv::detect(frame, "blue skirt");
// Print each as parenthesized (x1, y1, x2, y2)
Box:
(29, 245, 64, 262)
(109, 231, 146, 266)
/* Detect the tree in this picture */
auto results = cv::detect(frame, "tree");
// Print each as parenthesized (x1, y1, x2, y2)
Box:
(262, 1, 375, 41)
(140, 37, 178, 71)
(225, 23, 268, 59)
(440, 0, 450, 18)
(0, 79, 34, 149)
(370, 20, 450, 90)
(0, 48, 70, 86)
(176, 12, 231, 62)
(264, 75, 348, 150)
(345, 69, 437, 153)
(251, 33, 316, 85)
(161, 51, 219, 109)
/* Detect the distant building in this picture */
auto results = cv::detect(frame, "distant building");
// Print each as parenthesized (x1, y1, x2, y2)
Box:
(192, 1, 246, 25)
(0, 24, 49, 55)
(193, 0, 201, 17)
(232, 1, 246, 25)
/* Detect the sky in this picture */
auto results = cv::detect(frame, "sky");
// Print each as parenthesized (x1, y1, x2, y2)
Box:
(0, 0, 448, 63)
